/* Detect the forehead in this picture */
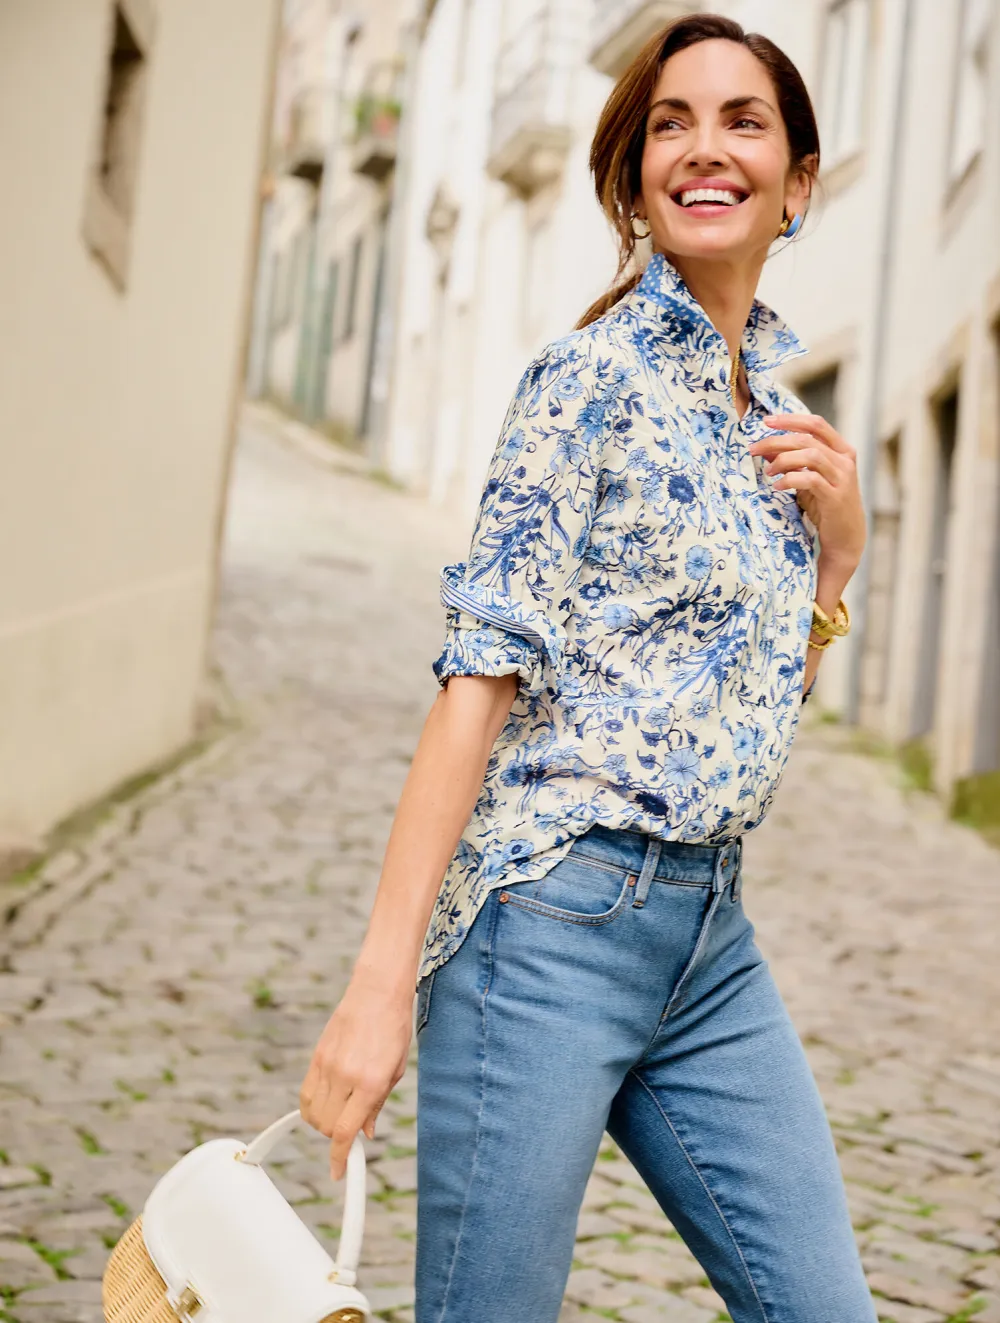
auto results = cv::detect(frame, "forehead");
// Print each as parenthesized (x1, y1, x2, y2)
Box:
(651, 38, 777, 106)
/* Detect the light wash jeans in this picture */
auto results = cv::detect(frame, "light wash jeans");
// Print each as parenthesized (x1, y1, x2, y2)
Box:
(415, 823, 877, 1323)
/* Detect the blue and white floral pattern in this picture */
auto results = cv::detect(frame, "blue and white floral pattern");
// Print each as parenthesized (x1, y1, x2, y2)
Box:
(420, 254, 818, 980)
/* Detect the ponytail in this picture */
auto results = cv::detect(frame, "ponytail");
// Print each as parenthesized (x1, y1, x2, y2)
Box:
(575, 271, 642, 330)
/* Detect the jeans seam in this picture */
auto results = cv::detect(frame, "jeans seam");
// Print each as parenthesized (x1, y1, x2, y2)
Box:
(629, 1069, 771, 1323)
(433, 893, 500, 1323)
(501, 874, 632, 925)
(562, 851, 631, 877)
(660, 891, 723, 1021)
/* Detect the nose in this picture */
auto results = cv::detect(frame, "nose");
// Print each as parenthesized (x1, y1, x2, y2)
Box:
(685, 120, 729, 171)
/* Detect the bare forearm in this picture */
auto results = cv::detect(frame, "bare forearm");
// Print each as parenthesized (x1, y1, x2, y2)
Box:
(803, 553, 859, 693)
(352, 675, 517, 998)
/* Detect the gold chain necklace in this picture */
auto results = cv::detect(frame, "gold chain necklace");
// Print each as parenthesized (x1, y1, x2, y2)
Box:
(729, 348, 741, 407)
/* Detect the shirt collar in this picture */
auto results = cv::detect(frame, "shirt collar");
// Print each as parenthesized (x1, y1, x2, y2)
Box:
(628, 251, 808, 374)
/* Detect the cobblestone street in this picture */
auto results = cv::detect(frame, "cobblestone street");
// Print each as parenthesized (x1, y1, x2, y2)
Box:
(2, 417, 1000, 1323)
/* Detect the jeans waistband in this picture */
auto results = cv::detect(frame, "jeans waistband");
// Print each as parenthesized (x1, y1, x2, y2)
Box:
(568, 823, 743, 899)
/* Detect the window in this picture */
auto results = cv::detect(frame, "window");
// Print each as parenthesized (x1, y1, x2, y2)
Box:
(311, 259, 339, 420)
(276, 245, 294, 329)
(818, 0, 870, 168)
(291, 227, 309, 321)
(796, 366, 840, 429)
(82, 0, 156, 289)
(342, 235, 363, 342)
(949, 0, 993, 184)
(912, 390, 960, 737)
(974, 325, 1000, 772)
(859, 433, 903, 720)
(273, 228, 307, 330)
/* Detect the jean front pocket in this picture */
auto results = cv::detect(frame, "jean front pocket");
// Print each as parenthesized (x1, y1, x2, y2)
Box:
(498, 852, 633, 925)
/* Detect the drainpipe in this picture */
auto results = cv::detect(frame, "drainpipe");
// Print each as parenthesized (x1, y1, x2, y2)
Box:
(364, 10, 423, 469)
(846, 0, 916, 723)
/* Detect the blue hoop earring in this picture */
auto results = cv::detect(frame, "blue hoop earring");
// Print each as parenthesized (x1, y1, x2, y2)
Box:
(779, 211, 803, 239)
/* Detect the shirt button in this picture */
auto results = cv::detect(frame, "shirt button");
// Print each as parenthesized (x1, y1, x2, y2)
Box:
(498, 891, 510, 903)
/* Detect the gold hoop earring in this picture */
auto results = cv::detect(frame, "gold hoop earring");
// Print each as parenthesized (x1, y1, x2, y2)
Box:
(631, 215, 652, 240)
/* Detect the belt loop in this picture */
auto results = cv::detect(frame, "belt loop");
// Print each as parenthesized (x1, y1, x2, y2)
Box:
(632, 837, 662, 907)
(712, 841, 734, 893)
(731, 837, 744, 901)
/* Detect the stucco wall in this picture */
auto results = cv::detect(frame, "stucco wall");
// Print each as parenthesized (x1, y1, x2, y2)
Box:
(0, 0, 278, 839)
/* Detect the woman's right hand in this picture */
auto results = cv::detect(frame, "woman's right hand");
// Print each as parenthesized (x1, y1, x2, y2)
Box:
(298, 675, 517, 1179)
(299, 970, 415, 1179)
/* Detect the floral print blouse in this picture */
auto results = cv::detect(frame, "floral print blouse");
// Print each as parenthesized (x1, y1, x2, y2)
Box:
(419, 253, 817, 981)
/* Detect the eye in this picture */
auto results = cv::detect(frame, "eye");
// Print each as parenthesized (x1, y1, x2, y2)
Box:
(648, 115, 685, 135)
(731, 115, 766, 131)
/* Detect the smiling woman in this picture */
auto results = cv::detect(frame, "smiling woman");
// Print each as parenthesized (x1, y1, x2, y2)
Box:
(580, 14, 820, 332)
(300, 14, 872, 1323)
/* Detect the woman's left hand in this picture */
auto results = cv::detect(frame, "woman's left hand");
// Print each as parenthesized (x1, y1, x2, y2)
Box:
(751, 414, 866, 570)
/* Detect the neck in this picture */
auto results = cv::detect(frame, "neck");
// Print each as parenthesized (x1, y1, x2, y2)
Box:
(664, 252, 766, 361)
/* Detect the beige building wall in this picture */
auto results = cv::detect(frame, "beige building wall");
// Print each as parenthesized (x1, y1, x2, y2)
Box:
(752, 0, 1000, 793)
(872, 0, 1000, 793)
(0, 0, 278, 843)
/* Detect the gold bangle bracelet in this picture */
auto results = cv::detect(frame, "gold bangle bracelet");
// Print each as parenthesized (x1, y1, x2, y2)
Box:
(807, 634, 833, 651)
(811, 597, 850, 640)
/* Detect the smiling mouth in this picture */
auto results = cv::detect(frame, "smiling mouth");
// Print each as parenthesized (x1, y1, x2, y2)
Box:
(672, 187, 749, 209)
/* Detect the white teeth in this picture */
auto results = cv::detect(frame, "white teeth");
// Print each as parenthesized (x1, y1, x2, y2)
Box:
(679, 187, 742, 207)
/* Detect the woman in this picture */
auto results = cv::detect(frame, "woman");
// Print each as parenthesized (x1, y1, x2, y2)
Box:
(302, 14, 873, 1323)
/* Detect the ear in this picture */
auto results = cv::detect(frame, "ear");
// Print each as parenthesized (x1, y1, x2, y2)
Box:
(632, 192, 648, 221)
(786, 155, 817, 216)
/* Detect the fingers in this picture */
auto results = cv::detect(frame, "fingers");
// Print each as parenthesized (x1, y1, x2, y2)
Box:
(362, 1098, 383, 1141)
(759, 412, 855, 456)
(328, 1091, 374, 1180)
(762, 446, 839, 484)
(771, 468, 831, 495)
(300, 1072, 350, 1147)
(299, 1029, 352, 1140)
(301, 1065, 392, 1177)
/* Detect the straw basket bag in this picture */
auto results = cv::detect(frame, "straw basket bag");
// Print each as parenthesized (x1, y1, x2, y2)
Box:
(102, 1110, 371, 1323)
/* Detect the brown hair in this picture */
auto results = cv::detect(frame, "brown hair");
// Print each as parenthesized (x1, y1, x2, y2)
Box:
(577, 13, 821, 329)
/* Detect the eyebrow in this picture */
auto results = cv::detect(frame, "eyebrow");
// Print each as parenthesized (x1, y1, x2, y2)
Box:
(648, 94, 777, 116)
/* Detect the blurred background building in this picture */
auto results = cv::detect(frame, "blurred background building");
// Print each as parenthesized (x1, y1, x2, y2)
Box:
(0, 0, 279, 858)
(246, 0, 419, 444)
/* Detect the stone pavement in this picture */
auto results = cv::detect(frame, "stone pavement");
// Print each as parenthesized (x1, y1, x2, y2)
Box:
(2, 415, 999, 1323)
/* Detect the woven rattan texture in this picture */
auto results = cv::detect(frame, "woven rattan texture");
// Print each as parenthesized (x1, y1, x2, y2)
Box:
(102, 1217, 180, 1323)
(102, 1216, 368, 1321)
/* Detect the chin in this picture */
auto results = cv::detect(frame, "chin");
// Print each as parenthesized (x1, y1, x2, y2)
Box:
(659, 231, 751, 261)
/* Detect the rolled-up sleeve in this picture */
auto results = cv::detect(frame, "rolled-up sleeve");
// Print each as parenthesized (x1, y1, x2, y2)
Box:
(433, 337, 610, 699)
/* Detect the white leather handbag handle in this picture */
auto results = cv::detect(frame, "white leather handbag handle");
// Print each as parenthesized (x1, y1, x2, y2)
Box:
(241, 1110, 367, 1288)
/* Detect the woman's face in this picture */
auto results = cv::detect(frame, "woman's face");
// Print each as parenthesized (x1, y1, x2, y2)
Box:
(635, 39, 812, 266)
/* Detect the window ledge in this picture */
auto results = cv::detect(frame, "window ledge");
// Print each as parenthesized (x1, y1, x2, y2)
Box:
(82, 175, 131, 292)
(119, 0, 156, 50)
(941, 152, 982, 244)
